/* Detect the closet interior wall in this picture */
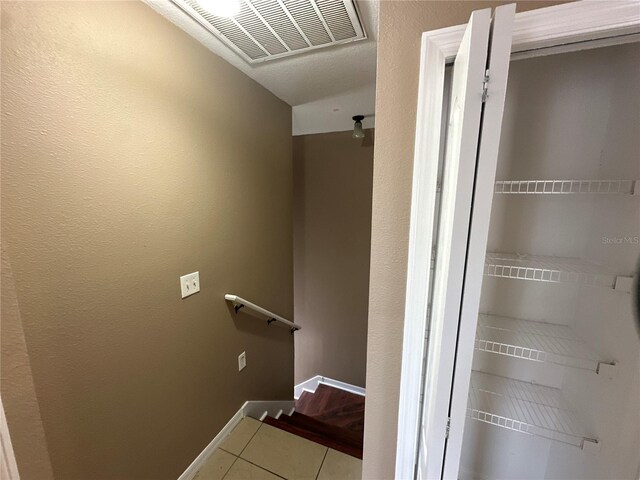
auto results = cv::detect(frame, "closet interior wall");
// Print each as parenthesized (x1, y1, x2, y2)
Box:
(460, 43, 640, 480)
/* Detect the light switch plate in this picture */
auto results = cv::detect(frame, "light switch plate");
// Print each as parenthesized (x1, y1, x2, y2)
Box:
(180, 271, 200, 298)
(238, 352, 246, 371)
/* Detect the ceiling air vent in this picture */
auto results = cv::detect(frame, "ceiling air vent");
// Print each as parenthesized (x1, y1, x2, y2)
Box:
(171, 0, 367, 63)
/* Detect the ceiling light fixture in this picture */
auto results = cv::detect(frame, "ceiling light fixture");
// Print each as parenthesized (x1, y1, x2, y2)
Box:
(197, 0, 241, 18)
(352, 115, 365, 139)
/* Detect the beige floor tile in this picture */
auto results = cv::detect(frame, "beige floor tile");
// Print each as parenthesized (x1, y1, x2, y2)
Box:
(194, 449, 236, 480)
(219, 417, 262, 455)
(240, 424, 327, 480)
(223, 458, 281, 480)
(317, 449, 362, 480)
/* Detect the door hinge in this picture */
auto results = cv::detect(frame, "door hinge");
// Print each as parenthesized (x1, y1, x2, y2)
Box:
(445, 417, 451, 438)
(482, 69, 490, 103)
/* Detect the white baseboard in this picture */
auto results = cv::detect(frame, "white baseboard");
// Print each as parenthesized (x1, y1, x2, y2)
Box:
(177, 377, 365, 480)
(177, 399, 297, 480)
(177, 378, 364, 480)
(177, 404, 245, 480)
(294, 375, 323, 400)
(242, 400, 295, 421)
(294, 375, 366, 400)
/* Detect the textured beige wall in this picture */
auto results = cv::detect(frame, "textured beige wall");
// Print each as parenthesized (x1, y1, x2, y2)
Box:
(363, 2, 568, 479)
(293, 130, 374, 388)
(1, 246, 55, 480)
(1, 2, 293, 479)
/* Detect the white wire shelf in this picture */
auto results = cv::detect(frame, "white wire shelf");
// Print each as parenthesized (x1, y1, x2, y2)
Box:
(467, 371, 598, 449)
(475, 314, 613, 373)
(494, 179, 638, 195)
(484, 253, 628, 290)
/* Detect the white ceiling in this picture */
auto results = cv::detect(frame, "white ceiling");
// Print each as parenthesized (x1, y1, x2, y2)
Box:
(143, 0, 378, 135)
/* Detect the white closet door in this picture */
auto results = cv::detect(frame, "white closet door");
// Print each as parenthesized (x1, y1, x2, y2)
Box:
(416, 8, 491, 480)
(416, 5, 515, 480)
(441, 4, 516, 480)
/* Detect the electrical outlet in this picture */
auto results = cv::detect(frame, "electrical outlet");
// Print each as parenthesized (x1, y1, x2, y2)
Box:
(238, 351, 246, 372)
(180, 271, 200, 299)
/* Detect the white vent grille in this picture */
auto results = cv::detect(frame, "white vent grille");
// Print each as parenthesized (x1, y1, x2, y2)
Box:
(171, 0, 366, 63)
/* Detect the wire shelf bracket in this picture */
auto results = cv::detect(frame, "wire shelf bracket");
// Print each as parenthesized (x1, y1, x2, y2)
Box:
(467, 371, 599, 451)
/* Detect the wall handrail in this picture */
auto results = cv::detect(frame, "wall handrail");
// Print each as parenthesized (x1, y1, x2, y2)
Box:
(225, 294, 301, 334)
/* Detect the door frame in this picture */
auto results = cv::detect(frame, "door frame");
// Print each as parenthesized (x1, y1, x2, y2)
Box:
(1, 397, 20, 480)
(396, 2, 640, 479)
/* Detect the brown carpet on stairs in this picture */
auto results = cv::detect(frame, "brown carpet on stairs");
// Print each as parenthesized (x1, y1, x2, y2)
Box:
(262, 384, 365, 459)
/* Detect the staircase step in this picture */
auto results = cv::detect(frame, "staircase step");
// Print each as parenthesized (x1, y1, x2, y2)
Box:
(263, 412, 363, 459)
(296, 384, 365, 434)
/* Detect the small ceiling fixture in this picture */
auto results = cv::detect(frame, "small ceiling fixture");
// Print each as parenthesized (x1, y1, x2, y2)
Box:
(352, 115, 365, 139)
(197, 0, 241, 18)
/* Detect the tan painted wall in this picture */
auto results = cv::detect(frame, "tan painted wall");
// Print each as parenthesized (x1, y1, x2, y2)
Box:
(1, 2, 293, 479)
(293, 130, 374, 388)
(363, 2, 569, 479)
(1, 246, 55, 480)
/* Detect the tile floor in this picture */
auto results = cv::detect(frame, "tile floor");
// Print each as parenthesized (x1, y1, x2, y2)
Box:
(194, 417, 362, 480)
